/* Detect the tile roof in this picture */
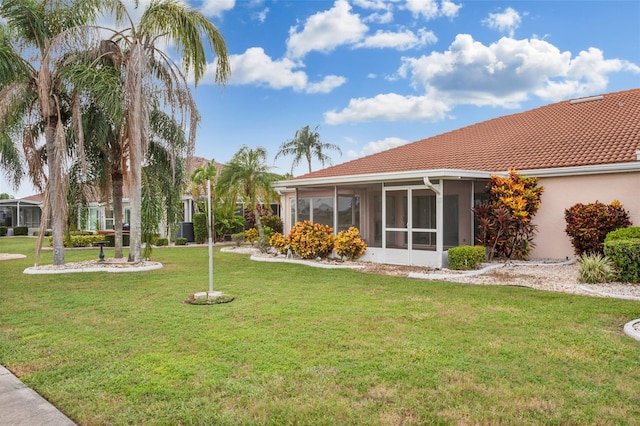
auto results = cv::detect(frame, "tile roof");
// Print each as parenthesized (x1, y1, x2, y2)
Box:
(294, 88, 640, 181)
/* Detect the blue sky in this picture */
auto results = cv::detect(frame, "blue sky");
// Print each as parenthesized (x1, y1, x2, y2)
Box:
(2, 0, 639, 198)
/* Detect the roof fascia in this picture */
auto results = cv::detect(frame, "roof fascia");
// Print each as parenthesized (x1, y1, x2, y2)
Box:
(273, 169, 493, 190)
(520, 162, 640, 178)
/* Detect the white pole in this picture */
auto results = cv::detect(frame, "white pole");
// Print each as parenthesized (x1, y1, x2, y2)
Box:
(207, 179, 214, 293)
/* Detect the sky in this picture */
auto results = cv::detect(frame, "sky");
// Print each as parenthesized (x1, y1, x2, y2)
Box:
(1, 0, 639, 198)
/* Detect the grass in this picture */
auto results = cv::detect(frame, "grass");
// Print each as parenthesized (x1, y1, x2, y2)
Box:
(1, 237, 640, 425)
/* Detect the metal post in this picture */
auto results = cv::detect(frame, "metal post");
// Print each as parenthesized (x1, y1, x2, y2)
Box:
(207, 179, 214, 293)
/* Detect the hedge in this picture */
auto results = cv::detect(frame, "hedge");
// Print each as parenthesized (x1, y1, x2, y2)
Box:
(448, 245, 486, 270)
(193, 212, 207, 244)
(603, 239, 640, 283)
(48, 234, 107, 248)
(0, 226, 6, 237)
(13, 226, 28, 236)
(175, 238, 187, 246)
(605, 227, 640, 242)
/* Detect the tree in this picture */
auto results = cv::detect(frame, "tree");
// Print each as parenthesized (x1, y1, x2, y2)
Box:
(217, 146, 281, 252)
(276, 125, 342, 174)
(85, 0, 230, 262)
(474, 169, 544, 261)
(0, 0, 122, 265)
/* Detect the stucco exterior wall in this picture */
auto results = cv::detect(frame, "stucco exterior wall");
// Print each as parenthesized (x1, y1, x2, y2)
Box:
(532, 171, 640, 260)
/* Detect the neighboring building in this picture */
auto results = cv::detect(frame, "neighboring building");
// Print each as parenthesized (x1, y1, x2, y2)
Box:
(273, 88, 640, 268)
(0, 194, 44, 235)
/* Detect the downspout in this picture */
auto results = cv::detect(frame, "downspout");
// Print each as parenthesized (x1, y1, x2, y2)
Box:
(16, 200, 21, 227)
(333, 186, 338, 234)
(423, 177, 444, 268)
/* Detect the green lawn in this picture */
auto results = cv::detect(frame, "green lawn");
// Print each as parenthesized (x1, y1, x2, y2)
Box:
(1, 237, 639, 425)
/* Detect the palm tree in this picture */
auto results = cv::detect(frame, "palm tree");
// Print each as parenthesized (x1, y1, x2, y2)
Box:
(0, 0, 123, 265)
(276, 125, 342, 174)
(90, 0, 230, 263)
(217, 146, 281, 253)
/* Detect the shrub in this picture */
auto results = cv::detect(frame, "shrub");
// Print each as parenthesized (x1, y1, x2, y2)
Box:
(193, 212, 207, 244)
(260, 215, 283, 234)
(334, 227, 367, 260)
(155, 238, 168, 246)
(32, 230, 52, 237)
(49, 234, 107, 248)
(13, 226, 28, 236)
(603, 239, 640, 283)
(261, 226, 275, 248)
(231, 232, 245, 247)
(270, 232, 289, 254)
(175, 237, 188, 246)
(605, 226, 640, 243)
(578, 252, 617, 284)
(448, 245, 486, 270)
(565, 200, 631, 255)
(288, 220, 334, 260)
(245, 228, 259, 246)
(0, 226, 6, 237)
(474, 169, 543, 260)
(104, 233, 130, 247)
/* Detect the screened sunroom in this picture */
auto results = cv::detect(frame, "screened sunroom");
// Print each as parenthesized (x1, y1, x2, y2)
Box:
(273, 170, 491, 268)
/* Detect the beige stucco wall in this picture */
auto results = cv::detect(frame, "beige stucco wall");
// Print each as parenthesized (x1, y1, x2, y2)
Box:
(532, 171, 640, 260)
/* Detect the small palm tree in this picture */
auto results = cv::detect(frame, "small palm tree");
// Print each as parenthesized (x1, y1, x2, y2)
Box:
(276, 125, 342, 174)
(218, 146, 281, 253)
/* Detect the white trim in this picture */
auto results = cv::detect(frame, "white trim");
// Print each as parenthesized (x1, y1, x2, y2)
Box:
(274, 162, 640, 191)
(274, 168, 493, 190)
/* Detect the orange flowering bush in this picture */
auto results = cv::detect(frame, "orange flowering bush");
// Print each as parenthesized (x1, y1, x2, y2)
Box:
(269, 232, 289, 255)
(334, 227, 367, 260)
(245, 228, 259, 246)
(288, 220, 334, 259)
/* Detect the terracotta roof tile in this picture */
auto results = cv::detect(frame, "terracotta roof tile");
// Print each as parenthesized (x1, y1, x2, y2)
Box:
(295, 88, 640, 180)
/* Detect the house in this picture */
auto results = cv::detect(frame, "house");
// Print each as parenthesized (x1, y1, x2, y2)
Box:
(0, 194, 44, 235)
(273, 88, 640, 268)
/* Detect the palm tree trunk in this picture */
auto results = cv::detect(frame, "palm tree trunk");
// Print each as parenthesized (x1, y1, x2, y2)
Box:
(254, 206, 267, 253)
(45, 121, 65, 265)
(112, 170, 124, 259)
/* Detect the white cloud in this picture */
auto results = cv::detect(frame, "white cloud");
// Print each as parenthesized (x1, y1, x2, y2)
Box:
(440, 0, 462, 18)
(324, 93, 451, 124)
(483, 7, 521, 37)
(397, 34, 639, 105)
(217, 47, 345, 94)
(363, 10, 394, 24)
(405, 0, 461, 20)
(347, 137, 409, 158)
(326, 33, 640, 124)
(286, 0, 369, 59)
(356, 28, 437, 50)
(306, 75, 348, 94)
(199, 0, 235, 18)
(254, 7, 269, 23)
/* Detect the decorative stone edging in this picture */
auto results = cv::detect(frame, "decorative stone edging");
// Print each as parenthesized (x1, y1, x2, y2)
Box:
(250, 255, 364, 270)
(23, 262, 163, 274)
(578, 285, 640, 301)
(409, 259, 577, 281)
(623, 319, 640, 342)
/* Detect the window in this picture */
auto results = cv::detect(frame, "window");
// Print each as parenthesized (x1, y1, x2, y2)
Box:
(291, 195, 360, 231)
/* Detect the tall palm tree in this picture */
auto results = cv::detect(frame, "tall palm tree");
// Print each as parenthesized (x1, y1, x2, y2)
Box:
(217, 146, 281, 253)
(0, 0, 124, 265)
(275, 125, 342, 174)
(90, 0, 230, 263)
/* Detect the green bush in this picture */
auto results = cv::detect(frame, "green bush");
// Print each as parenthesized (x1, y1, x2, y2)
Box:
(49, 234, 107, 248)
(104, 233, 130, 247)
(175, 238, 187, 246)
(32, 230, 52, 237)
(260, 215, 283, 234)
(155, 238, 168, 246)
(193, 212, 207, 244)
(603, 239, 640, 283)
(605, 226, 640, 242)
(565, 200, 631, 255)
(0, 226, 7, 237)
(448, 245, 486, 270)
(13, 226, 28, 236)
(577, 252, 617, 284)
(231, 232, 245, 247)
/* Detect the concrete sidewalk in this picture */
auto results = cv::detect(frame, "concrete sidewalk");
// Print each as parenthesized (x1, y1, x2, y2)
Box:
(0, 365, 75, 426)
